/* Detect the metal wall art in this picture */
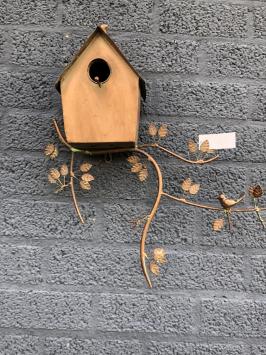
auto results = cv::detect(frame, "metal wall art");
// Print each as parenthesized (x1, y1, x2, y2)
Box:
(45, 121, 266, 288)
(45, 25, 265, 288)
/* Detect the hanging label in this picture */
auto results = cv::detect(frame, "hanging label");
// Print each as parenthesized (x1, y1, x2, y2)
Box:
(198, 132, 236, 150)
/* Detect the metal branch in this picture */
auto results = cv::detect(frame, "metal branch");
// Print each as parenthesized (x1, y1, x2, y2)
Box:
(139, 143, 219, 165)
(70, 151, 85, 224)
(162, 192, 266, 213)
(135, 148, 163, 288)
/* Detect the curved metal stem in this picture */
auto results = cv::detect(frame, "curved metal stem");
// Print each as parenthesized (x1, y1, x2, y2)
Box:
(139, 143, 219, 165)
(70, 151, 85, 224)
(162, 192, 266, 212)
(135, 148, 163, 288)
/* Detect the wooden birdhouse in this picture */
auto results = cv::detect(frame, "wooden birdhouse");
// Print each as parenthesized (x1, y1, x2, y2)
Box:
(56, 24, 146, 149)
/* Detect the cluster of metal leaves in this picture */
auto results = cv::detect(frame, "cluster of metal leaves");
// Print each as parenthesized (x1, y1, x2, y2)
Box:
(149, 248, 167, 276)
(127, 155, 148, 182)
(79, 162, 94, 190)
(181, 178, 200, 195)
(188, 138, 215, 156)
(44, 143, 94, 193)
(148, 123, 168, 139)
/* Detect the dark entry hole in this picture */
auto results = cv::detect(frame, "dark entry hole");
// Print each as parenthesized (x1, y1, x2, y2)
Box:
(88, 58, 110, 84)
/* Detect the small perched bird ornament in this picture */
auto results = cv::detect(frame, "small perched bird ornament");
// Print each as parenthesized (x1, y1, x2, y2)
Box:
(217, 193, 245, 231)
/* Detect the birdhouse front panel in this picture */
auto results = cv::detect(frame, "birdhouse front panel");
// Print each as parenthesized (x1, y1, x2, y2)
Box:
(59, 31, 141, 148)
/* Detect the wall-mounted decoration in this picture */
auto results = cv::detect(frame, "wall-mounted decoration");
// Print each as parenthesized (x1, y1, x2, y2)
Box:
(46, 25, 266, 288)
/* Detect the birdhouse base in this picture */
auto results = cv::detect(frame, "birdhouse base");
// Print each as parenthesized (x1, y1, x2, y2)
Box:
(69, 141, 136, 151)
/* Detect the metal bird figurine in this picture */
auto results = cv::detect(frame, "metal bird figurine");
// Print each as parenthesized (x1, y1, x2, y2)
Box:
(217, 193, 245, 232)
(217, 193, 245, 209)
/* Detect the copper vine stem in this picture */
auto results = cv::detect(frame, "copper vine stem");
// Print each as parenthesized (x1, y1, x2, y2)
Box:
(140, 143, 219, 164)
(70, 151, 85, 224)
(135, 148, 163, 288)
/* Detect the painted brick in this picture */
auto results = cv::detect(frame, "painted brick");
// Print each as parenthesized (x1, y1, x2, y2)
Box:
(10, 31, 65, 67)
(159, 1, 248, 38)
(250, 345, 266, 355)
(153, 253, 245, 291)
(201, 298, 266, 337)
(205, 42, 266, 79)
(250, 256, 266, 294)
(146, 341, 246, 355)
(98, 293, 193, 334)
(0, 0, 57, 25)
(0, 244, 43, 284)
(0, 70, 59, 110)
(2, 110, 60, 151)
(43, 337, 142, 355)
(0, 290, 93, 330)
(62, 0, 153, 32)
(199, 209, 266, 249)
(0, 199, 95, 240)
(46, 244, 144, 288)
(115, 37, 199, 73)
(150, 80, 249, 119)
(0, 335, 40, 355)
(250, 85, 266, 121)
(103, 201, 196, 246)
(254, 7, 266, 37)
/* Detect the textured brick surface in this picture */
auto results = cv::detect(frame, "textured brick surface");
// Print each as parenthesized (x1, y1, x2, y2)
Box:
(146, 341, 246, 355)
(205, 42, 266, 79)
(62, 0, 153, 32)
(159, 1, 248, 37)
(1, 0, 266, 351)
(0, 245, 43, 284)
(0, 0, 57, 25)
(43, 337, 142, 355)
(250, 256, 266, 293)
(0, 335, 40, 355)
(201, 299, 266, 337)
(0, 199, 96, 240)
(98, 293, 193, 334)
(0, 290, 93, 329)
(150, 80, 249, 119)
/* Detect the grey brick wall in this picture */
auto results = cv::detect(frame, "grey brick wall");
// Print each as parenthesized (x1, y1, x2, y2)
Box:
(0, 0, 265, 354)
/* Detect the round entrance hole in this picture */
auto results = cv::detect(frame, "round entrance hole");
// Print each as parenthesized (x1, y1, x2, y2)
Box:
(88, 58, 110, 84)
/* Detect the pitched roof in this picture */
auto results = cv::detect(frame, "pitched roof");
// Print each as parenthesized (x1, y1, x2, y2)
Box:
(55, 25, 146, 100)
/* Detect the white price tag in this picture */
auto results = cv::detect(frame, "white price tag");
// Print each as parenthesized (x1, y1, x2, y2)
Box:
(199, 132, 236, 150)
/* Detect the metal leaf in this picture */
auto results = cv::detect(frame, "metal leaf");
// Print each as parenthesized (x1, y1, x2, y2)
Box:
(148, 123, 157, 137)
(158, 124, 168, 138)
(249, 185, 263, 198)
(212, 218, 224, 231)
(181, 178, 192, 192)
(150, 261, 160, 275)
(131, 163, 143, 173)
(49, 168, 60, 180)
(44, 143, 56, 156)
(80, 162, 92, 172)
(127, 155, 140, 164)
(189, 183, 200, 195)
(153, 248, 166, 264)
(81, 173, 94, 182)
(187, 139, 197, 153)
(80, 180, 91, 190)
(138, 167, 148, 182)
(48, 174, 57, 184)
(60, 164, 69, 176)
(200, 140, 210, 153)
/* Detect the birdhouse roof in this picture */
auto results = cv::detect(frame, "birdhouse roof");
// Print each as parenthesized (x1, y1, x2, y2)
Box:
(55, 25, 146, 100)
